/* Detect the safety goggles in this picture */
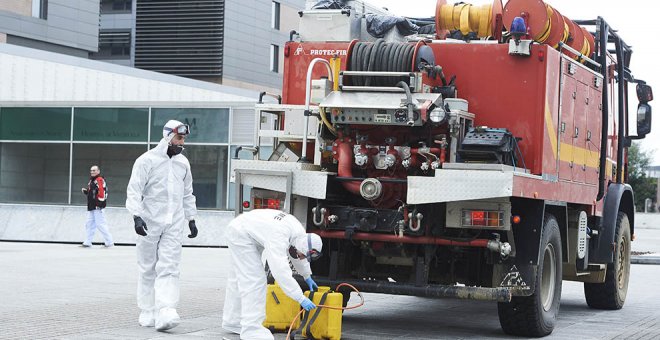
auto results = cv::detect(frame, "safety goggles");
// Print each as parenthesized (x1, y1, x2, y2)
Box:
(306, 234, 322, 262)
(306, 249, 322, 262)
(164, 124, 190, 136)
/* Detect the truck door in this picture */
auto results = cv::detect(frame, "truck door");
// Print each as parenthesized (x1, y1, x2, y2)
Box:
(585, 81, 603, 185)
(559, 61, 577, 182)
(572, 81, 588, 183)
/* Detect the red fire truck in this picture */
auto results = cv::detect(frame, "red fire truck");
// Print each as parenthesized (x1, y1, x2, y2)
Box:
(232, 0, 653, 336)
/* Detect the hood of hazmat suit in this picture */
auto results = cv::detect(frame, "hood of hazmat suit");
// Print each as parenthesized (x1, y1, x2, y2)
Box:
(292, 233, 323, 261)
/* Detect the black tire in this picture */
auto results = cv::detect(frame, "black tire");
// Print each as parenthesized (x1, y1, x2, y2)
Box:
(498, 214, 563, 337)
(584, 211, 631, 309)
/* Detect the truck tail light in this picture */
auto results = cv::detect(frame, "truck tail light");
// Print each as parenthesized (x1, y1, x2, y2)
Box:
(254, 197, 282, 210)
(462, 210, 504, 228)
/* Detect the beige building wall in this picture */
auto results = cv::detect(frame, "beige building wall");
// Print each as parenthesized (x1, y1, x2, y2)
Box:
(281, 3, 300, 36)
(222, 78, 280, 97)
(0, 0, 32, 16)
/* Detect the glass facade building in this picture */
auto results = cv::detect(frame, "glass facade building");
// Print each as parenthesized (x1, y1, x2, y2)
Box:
(0, 106, 252, 210)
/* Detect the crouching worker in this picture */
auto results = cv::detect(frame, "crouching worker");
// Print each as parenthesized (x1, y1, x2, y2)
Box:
(222, 209, 323, 340)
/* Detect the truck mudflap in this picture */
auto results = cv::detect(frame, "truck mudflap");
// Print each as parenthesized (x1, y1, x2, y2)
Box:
(493, 263, 537, 297)
(310, 278, 513, 302)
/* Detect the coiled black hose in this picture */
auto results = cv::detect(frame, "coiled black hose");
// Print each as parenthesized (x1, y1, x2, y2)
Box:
(347, 39, 415, 87)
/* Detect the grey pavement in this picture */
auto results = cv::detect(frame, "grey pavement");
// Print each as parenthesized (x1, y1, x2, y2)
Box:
(631, 213, 660, 264)
(2, 241, 660, 339)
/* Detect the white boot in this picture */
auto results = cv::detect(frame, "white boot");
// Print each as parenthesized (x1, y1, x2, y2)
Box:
(155, 307, 180, 331)
(222, 322, 241, 334)
(138, 309, 155, 327)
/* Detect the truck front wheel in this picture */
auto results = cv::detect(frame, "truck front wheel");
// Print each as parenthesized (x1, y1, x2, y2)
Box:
(498, 214, 562, 337)
(584, 211, 631, 309)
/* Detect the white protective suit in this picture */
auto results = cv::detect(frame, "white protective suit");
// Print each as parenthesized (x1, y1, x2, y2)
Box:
(222, 209, 323, 340)
(125, 131, 197, 324)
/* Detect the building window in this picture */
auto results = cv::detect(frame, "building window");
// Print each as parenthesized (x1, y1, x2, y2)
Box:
(0, 143, 69, 204)
(100, 0, 132, 14)
(31, 0, 48, 19)
(270, 45, 279, 73)
(271, 1, 280, 30)
(90, 30, 132, 60)
(150, 108, 230, 144)
(0, 106, 235, 210)
(184, 145, 228, 208)
(73, 108, 149, 142)
(0, 107, 70, 141)
(70, 144, 146, 207)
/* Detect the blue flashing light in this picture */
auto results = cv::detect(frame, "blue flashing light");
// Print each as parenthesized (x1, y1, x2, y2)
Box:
(510, 17, 527, 37)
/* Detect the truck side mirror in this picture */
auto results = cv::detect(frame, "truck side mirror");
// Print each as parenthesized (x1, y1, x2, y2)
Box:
(636, 83, 653, 103)
(637, 103, 652, 138)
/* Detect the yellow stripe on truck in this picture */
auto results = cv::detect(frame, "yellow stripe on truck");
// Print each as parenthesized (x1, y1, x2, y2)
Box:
(544, 102, 604, 171)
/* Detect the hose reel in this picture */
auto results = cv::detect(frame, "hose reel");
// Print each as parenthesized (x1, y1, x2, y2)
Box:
(345, 39, 435, 87)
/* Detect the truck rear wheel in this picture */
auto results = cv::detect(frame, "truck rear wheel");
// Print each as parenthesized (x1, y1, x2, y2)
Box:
(584, 211, 630, 309)
(498, 214, 562, 337)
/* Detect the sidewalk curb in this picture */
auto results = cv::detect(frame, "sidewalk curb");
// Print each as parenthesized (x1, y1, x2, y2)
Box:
(632, 256, 660, 265)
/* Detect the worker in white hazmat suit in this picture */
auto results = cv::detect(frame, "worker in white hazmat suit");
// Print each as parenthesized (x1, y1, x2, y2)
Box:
(222, 209, 323, 340)
(126, 120, 198, 331)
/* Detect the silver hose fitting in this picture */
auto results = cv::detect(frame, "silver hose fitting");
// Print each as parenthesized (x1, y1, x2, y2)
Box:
(487, 239, 512, 257)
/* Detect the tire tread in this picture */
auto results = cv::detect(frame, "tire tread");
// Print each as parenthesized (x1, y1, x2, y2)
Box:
(498, 214, 561, 337)
(584, 212, 629, 310)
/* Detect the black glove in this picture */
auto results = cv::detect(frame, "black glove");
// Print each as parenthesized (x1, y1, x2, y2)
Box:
(188, 220, 198, 238)
(133, 216, 148, 236)
(81, 188, 88, 195)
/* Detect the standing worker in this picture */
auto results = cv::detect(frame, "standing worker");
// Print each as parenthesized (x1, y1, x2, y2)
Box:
(81, 165, 113, 247)
(222, 209, 323, 340)
(126, 120, 199, 331)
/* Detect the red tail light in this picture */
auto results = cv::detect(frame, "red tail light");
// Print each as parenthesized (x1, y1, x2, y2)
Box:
(472, 211, 486, 226)
(462, 210, 504, 228)
(253, 197, 282, 210)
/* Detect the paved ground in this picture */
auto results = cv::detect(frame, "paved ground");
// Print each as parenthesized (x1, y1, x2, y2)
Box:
(2, 234, 660, 340)
(1, 213, 659, 339)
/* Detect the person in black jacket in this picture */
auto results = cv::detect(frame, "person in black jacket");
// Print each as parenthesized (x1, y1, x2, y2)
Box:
(81, 165, 113, 247)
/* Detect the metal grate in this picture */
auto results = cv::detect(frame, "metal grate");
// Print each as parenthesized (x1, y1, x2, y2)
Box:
(99, 30, 131, 44)
(134, 0, 224, 77)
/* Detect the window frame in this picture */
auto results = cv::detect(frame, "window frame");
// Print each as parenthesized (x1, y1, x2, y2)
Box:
(271, 1, 281, 30)
(31, 0, 48, 19)
(270, 44, 279, 73)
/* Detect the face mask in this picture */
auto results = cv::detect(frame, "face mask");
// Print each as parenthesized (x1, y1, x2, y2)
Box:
(167, 143, 184, 156)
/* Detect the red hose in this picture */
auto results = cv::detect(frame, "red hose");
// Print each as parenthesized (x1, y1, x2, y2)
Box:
(314, 230, 491, 248)
(337, 140, 361, 194)
(411, 147, 443, 155)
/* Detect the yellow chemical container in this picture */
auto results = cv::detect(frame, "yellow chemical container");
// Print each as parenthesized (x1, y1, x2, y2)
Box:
(264, 283, 301, 332)
(302, 286, 343, 340)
